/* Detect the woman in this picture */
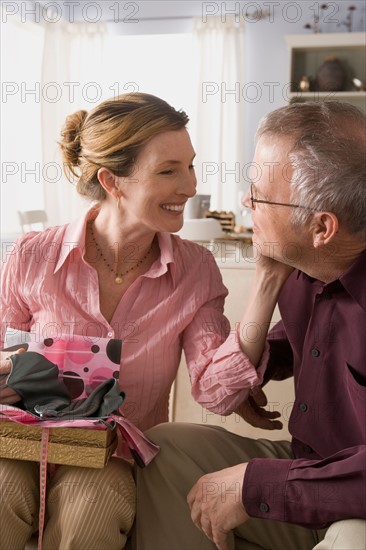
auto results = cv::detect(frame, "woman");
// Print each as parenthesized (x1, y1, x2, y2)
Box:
(0, 93, 266, 550)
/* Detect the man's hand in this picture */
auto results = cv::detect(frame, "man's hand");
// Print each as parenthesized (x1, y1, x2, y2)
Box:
(187, 464, 249, 550)
(0, 348, 25, 404)
(236, 388, 283, 430)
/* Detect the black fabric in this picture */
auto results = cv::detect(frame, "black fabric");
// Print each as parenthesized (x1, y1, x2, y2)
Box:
(7, 352, 70, 410)
(7, 352, 125, 419)
(34, 378, 125, 419)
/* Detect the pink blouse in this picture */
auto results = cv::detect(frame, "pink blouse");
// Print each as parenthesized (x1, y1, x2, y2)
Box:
(1, 209, 264, 431)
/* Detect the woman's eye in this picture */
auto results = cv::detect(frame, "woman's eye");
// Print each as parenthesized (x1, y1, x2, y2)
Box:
(159, 165, 195, 175)
(159, 170, 174, 175)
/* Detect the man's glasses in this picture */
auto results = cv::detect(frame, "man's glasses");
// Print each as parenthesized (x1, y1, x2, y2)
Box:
(249, 183, 313, 211)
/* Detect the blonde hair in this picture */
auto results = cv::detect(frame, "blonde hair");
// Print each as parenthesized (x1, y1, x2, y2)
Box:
(59, 93, 189, 201)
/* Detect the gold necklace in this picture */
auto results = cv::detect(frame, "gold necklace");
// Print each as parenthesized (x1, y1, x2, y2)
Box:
(89, 221, 154, 285)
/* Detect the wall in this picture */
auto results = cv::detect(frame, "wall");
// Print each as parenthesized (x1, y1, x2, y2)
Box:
(55, 0, 365, 162)
(38, 0, 365, 162)
(244, 0, 365, 161)
(2, 0, 365, 235)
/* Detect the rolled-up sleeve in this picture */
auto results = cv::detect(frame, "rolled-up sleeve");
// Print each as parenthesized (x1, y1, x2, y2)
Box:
(1, 235, 33, 348)
(182, 254, 269, 414)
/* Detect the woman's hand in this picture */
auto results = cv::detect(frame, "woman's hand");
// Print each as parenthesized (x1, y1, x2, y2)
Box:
(253, 234, 295, 286)
(0, 348, 25, 404)
(256, 257, 295, 290)
(235, 388, 283, 430)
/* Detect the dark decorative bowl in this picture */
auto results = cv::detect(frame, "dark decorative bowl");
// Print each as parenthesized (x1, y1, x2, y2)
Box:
(316, 57, 346, 92)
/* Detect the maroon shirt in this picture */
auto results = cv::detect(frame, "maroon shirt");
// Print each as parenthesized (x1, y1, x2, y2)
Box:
(243, 249, 366, 528)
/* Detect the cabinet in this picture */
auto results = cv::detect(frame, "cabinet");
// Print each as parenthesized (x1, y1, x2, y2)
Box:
(286, 33, 366, 111)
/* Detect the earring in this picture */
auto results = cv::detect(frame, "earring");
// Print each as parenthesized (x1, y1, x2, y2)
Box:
(116, 196, 121, 210)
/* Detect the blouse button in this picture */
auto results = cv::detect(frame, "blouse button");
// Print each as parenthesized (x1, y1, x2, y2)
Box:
(311, 348, 320, 357)
(299, 403, 308, 413)
(107, 331, 114, 338)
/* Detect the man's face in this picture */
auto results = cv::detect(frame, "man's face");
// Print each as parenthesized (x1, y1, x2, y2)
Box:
(246, 135, 309, 263)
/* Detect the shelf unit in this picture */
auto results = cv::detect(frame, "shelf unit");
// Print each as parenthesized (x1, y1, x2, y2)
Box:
(286, 32, 366, 110)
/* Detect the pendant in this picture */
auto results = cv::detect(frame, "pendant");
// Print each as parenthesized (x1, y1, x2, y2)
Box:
(115, 275, 123, 285)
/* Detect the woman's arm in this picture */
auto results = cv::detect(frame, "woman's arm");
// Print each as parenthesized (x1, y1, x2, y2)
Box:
(183, 251, 294, 415)
(1, 236, 32, 348)
(236, 257, 293, 367)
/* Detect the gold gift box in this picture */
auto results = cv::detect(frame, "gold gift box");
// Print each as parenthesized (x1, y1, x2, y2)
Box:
(0, 420, 117, 468)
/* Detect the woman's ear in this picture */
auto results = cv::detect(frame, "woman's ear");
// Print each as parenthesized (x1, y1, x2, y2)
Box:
(97, 168, 120, 200)
(312, 212, 339, 248)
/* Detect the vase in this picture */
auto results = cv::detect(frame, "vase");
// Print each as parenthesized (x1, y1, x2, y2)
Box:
(316, 57, 346, 92)
(298, 75, 311, 92)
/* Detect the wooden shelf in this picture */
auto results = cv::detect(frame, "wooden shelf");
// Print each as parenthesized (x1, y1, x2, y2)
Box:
(286, 33, 366, 110)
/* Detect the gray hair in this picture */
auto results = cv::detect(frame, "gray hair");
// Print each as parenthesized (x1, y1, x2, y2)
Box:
(256, 101, 366, 239)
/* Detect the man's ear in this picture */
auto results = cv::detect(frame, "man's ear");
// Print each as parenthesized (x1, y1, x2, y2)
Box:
(97, 168, 120, 200)
(311, 212, 339, 248)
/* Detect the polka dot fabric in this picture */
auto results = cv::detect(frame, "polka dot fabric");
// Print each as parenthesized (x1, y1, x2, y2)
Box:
(26, 335, 122, 400)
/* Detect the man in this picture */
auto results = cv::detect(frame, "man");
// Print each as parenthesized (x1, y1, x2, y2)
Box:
(133, 101, 366, 550)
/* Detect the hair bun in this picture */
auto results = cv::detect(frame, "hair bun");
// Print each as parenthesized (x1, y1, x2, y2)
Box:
(59, 110, 88, 178)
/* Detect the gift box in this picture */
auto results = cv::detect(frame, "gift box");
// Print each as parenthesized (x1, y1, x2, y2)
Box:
(1, 330, 160, 469)
(1, 330, 122, 468)
(0, 419, 118, 468)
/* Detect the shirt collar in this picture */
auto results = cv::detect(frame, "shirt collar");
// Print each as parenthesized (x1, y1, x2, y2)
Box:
(339, 248, 366, 311)
(297, 248, 366, 311)
(54, 208, 177, 282)
(145, 232, 177, 284)
(54, 207, 98, 274)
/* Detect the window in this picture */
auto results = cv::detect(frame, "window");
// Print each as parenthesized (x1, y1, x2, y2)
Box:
(102, 33, 196, 134)
(1, 26, 195, 234)
(1, 20, 45, 235)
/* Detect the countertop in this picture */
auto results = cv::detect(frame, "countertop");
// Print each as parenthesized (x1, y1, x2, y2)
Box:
(193, 238, 257, 269)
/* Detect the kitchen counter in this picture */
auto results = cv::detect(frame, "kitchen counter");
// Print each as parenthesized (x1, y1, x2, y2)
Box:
(193, 238, 257, 269)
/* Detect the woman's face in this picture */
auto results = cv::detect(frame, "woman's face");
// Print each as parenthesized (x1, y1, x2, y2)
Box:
(118, 128, 197, 234)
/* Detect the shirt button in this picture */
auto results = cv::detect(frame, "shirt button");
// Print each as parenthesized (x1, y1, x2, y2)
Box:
(299, 403, 308, 413)
(311, 348, 320, 357)
(259, 502, 269, 513)
(107, 331, 114, 338)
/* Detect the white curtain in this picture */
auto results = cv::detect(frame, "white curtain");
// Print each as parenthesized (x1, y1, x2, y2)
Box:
(41, 21, 107, 226)
(0, 17, 46, 236)
(192, 16, 246, 218)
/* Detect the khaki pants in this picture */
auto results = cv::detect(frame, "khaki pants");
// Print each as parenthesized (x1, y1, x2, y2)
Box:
(0, 457, 135, 550)
(133, 423, 366, 550)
